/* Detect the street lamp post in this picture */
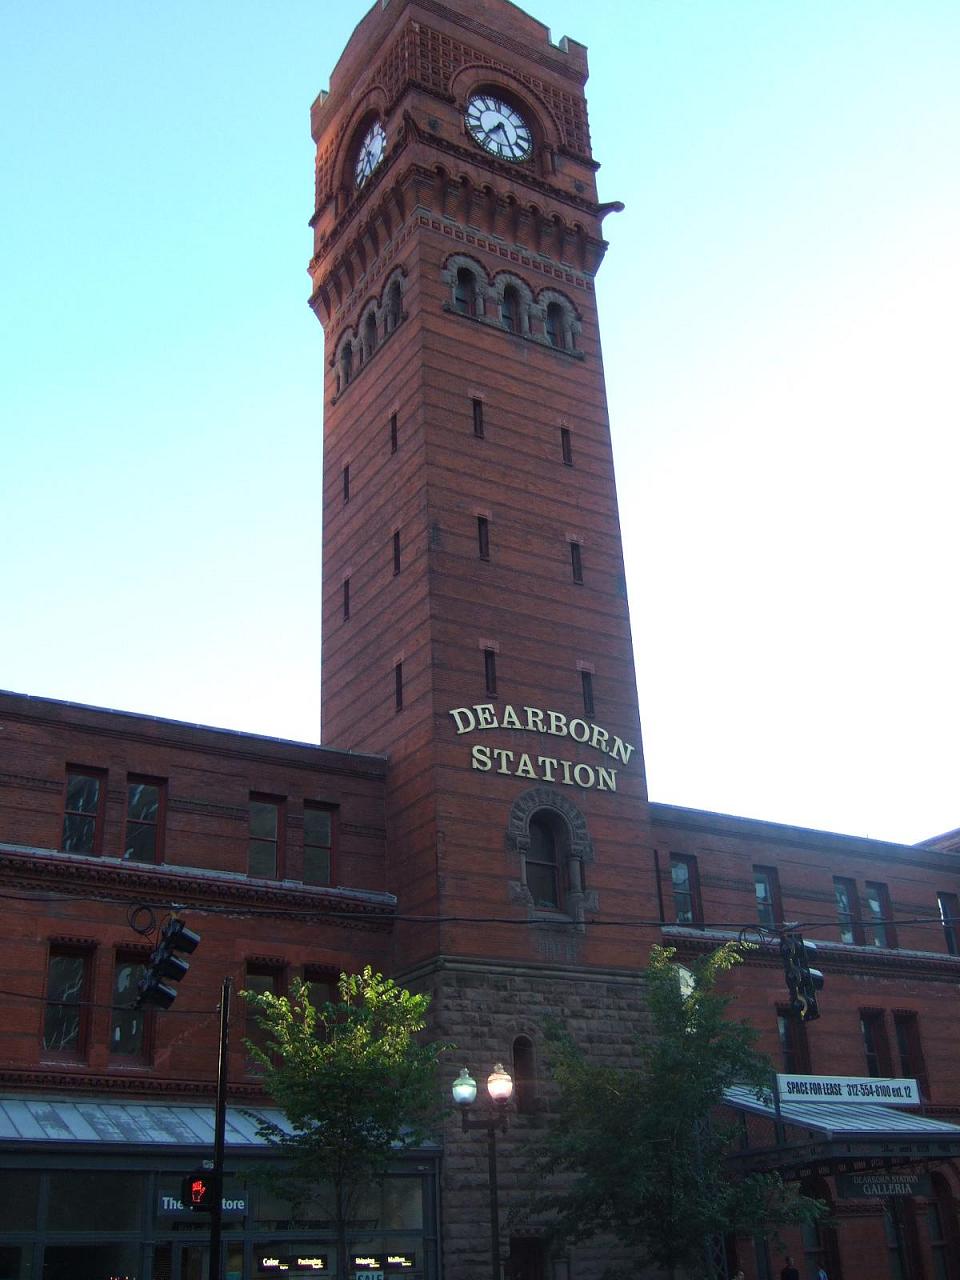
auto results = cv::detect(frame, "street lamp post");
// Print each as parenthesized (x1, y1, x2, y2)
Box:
(452, 1065, 514, 1280)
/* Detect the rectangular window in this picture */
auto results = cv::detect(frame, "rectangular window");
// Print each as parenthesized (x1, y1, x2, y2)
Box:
(245, 966, 282, 1073)
(865, 881, 897, 948)
(395, 661, 403, 711)
(477, 516, 490, 561)
(303, 804, 334, 887)
(834, 876, 864, 945)
(303, 967, 337, 1010)
(777, 1005, 811, 1073)
(249, 795, 283, 878)
(560, 426, 573, 466)
(472, 398, 484, 438)
(342, 464, 350, 503)
(111, 955, 149, 1060)
(581, 670, 595, 717)
(937, 892, 960, 955)
(893, 1012, 929, 1097)
(860, 1009, 893, 1077)
(124, 776, 164, 863)
(390, 413, 398, 453)
(484, 649, 497, 698)
(43, 947, 91, 1059)
(570, 541, 583, 583)
(342, 577, 350, 621)
(753, 866, 783, 930)
(393, 529, 401, 575)
(670, 854, 702, 926)
(61, 769, 105, 854)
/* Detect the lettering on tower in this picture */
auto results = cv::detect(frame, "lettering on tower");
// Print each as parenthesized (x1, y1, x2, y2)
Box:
(448, 703, 637, 792)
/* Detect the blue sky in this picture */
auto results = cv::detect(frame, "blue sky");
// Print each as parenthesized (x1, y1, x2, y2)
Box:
(2, 2, 957, 844)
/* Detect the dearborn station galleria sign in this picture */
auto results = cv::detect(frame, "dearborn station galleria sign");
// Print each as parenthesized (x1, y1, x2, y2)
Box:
(449, 703, 637, 792)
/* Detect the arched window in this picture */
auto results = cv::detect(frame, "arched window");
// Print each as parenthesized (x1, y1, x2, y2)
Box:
(545, 302, 564, 348)
(929, 1173, 960, 1280)
(501, 285, 520, 333)
(539, 292, 579, 353)
(363, 312, 378, 361)
(454, 267, 478, 317)
(340, 341, 353, 387)
(512, 1036, 536, 1114)
(386, 279, 402, 331)
(526, 812, 561, 909)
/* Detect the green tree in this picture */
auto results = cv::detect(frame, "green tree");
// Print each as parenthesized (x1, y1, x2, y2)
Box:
(530, 943, 822, 1278)
(242, 966, 448, 1280)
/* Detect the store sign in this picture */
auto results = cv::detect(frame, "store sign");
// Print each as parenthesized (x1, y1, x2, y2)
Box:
(837, 1171, 932, 1199)
(777, 1074, 920, 1105)
(257, 1254, 329, 1274)
(448, 703, 637, 793)
(158, 1191, 247, 1218)
(351, 1255, 416, 1273)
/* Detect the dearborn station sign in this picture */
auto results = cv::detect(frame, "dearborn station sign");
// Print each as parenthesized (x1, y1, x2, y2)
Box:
(448, 703, 637, 792)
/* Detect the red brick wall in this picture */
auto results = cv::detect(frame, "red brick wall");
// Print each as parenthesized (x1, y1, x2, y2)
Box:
(0, 690, 391, 1098)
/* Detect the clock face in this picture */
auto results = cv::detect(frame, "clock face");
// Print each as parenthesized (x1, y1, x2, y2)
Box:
(355, 120, 386, 188)
(465, 95, 533, 162)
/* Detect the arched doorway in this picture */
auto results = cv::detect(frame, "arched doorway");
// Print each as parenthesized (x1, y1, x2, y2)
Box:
(800, 1177, 842, 1280)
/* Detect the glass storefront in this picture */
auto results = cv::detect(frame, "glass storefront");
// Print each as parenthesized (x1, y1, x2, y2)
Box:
(0, 1161, 437, 1280)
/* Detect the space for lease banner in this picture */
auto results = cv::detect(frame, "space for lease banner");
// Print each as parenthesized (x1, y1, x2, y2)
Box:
(776, 1074, 920, 1105)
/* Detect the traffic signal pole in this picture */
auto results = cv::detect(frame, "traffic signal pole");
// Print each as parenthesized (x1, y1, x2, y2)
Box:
(209, 975, 232, 1280)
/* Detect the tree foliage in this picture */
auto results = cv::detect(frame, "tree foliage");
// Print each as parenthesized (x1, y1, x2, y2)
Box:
(242, 967, 449, 1280)
(531, 943, 822, 1277)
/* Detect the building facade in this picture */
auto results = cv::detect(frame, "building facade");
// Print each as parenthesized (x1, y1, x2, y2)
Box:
(1, 2, 959, 1279)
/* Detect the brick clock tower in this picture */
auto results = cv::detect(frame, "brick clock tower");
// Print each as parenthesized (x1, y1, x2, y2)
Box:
(310, 1, 657, 1272)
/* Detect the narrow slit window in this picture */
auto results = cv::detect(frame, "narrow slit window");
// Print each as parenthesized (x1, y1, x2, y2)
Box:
(581, 670, 595, 717)
(342, 577, 350, 621)
(390, 413, 398, 454)
(484, 649, 497, 698)
(477, 516, 490, 561)
(342, 465, 350, 503)
(393, 530, 401, 575)
(560, 427, 573, 466)
(395, 661, 403, 711)
(472, 398, 484, 438)
(570, 541, 583, 583)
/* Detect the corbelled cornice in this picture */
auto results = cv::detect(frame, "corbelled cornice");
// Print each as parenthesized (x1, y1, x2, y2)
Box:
(0, 845, 396, 931)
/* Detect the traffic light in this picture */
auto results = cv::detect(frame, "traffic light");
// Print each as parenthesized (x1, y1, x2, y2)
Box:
(181, 1170, 220, 1212)
(779, 931, 824, 1022)
(137, 917, 201, 1009)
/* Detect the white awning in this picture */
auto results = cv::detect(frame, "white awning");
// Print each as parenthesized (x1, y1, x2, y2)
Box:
(724, 1085, 960, 1140)
(0, 1096, 292, 1147)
